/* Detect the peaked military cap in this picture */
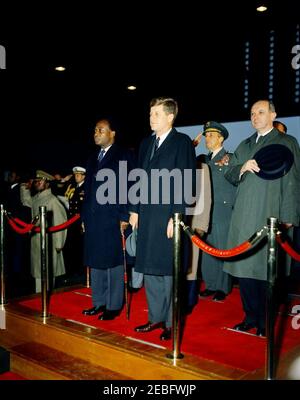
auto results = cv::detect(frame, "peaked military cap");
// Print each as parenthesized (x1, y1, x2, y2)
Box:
(203, 121, 229, 140)
(72, 166, 86, 174)
(35, 170, 55, 181)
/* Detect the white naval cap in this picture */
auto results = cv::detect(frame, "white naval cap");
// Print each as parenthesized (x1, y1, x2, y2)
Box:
(72, 166, 86, 174)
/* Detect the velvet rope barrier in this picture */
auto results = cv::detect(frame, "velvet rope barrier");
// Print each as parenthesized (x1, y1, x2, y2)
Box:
(5, 212, 80, 234)
(10, 217, 30, 228)
(5, 215, 35, 234)
(33, 214, 80, 233)
(276, 234, 300, 261)
(180, 221, 267, 258)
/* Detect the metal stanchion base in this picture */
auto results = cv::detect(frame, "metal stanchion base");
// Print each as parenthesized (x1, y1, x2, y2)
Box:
(0, 306, 6, 330)
(166, 352, 184, 360)
(40, 313, 51, 322)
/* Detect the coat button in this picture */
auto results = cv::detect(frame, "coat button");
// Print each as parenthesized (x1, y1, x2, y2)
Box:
(223, 201, 227, 204)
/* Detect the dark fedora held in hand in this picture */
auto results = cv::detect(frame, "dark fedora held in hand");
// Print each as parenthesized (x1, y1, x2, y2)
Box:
(253, 144, 294, 180)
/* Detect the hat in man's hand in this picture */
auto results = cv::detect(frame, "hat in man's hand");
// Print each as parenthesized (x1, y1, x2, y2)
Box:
(253, 144, 294, 180)
(35, 170, 55, 181)
(203, 121, 229, 140)
(126, 229, 138, 257)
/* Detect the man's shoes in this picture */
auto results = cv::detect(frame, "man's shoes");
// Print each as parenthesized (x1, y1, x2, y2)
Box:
(199, 289, 215, 297)
(233, 320, 256, 332)
(134, 321, 165, 333)
(183, 305, 195, 315)
(128, 287, 140, 294)
(82, 305, 106, 316)
(213, 291, 226, 301)
(98, 309, 120, 321)
(256, 327, 266, 337)
(160, 327, 172, 341)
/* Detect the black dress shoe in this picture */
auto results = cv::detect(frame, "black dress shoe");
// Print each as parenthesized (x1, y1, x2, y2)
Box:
(134, 321, 165, 333)
(256, 327, 266, 337)
(233, 320, 256, 332)
(82, 305, 106, 316)
(98, 309, 121, 321)
(199, 289, 215, 297)
(213, 291, 226, 301)
(160, 327, 172, 341)
(128, 287, 140, 293)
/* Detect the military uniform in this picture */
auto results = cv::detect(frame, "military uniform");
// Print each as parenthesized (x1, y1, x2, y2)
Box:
(65, 182, 85, 217)
(63, 167, 86, 279)
(200, 122, 236, 298)
(20, 170, 67, 292)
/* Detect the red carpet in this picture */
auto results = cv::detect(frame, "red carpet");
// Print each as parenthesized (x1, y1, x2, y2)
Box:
(0, 372, 26, 380)
(18, 286, 300, 372)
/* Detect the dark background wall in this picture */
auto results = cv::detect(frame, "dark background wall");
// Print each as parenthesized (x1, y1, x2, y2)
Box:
(0, 1, 299, 175)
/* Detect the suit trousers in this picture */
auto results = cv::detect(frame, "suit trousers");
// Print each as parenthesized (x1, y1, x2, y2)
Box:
(239, 277, 267, 329)
(91, 265, 124, 311)
(144, 274, 173, 328)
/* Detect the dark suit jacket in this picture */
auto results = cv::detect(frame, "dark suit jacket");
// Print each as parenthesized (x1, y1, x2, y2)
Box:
(82, 143, 135, 269)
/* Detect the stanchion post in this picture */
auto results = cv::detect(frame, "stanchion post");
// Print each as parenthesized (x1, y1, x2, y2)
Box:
(0, 204, 7, 329)
(266, 216, 279, 380)
(39, 206, 50, 320)
(167, 213, 184, 363)
(0, 204, 7, 307)
(86, 267, 90, 288)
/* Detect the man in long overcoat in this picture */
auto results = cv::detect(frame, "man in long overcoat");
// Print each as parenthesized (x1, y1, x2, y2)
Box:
(20, 170, 67, 293)
(81, 118, 135, 320)
(224, 100, 300, 336)
(129, 97, 197, 340)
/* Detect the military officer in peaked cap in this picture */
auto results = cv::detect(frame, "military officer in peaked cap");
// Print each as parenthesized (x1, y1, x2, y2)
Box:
(199, 121, 236, 301)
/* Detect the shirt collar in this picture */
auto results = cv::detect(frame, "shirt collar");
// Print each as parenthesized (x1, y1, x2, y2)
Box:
(257, 127, 273, 138)
(152, 128, 172, 148)
(211, 146, 223, 159)
(99, 144, 112, 154)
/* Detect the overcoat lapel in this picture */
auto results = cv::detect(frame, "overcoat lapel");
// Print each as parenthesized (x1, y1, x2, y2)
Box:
(147, 129, 177, 168)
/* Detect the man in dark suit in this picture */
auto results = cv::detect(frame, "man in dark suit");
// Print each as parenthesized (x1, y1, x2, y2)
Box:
(81, 118, 134, 320)
(199, 121, 236, 301)
(129, 97, 196, 340)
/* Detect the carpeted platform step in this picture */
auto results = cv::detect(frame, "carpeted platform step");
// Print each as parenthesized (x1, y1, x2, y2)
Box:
(0, 301, 239, 379)
(9, 342, 131, 380)
(0, 346, 10, 374)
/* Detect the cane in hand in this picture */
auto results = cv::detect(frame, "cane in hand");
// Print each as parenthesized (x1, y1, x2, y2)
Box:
(121, 229, 130, 320)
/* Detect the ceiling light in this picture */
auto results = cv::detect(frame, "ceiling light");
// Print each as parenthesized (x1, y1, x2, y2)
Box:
(55, 66, 66, 71)
(257, 5, 267, 12)
(127, 85, 136, 91)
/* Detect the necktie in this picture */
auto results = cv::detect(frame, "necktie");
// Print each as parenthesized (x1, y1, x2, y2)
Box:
(97, 149, 106, 164)
(154, 137, 160, 152)
(256, 134, 262, 144)
(208, 152, 213, 161)
(150, 137, 160, 160)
